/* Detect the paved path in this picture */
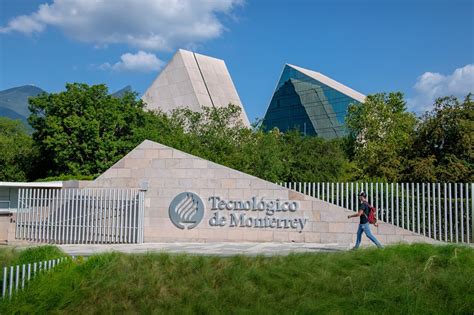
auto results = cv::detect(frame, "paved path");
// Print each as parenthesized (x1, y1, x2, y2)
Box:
(59, 242, 350, 257)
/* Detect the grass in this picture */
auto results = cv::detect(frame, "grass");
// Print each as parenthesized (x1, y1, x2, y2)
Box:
(0, 244, 473, 314)
(0, 245, 64, 267)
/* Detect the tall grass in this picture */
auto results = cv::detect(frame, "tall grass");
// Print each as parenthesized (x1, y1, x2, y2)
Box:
(1, 244, 473, 314)
(0, 245, 64, 267)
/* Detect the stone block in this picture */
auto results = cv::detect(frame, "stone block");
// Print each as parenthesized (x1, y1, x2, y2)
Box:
(227, 228, 244, 241)
(116, 168, 131, 178)
(165, 159, 179, 168)
(289, 232, 305, 243)
(228, 189, 245, 199)
(163, 178, 179, 188)
(157, 149, 173, 158)
(178, 159, 194, 169)
(328, 223, 345, 233)
(214, 169, 230, 179)
(386, 234, 404, 244)
(251, 181, 272, 190)
(298, 201, 313, 211)
(257, 189, 275, 198)
(186, 169, 202, 178)
(123, 159, 150, 169)
(320, 233, 338, 243)
(171, 169, 187, 179)
(242, 230, 259, 241)
(311, 222, 329, 233)
(200, 169, 215, 178)
(274, 189, 289, 199)
(376, 223, 396, 235)
(192, 179, 208, 188)
(144, 149, 159, 159)
(131, 168, 146, 178)
(257, 231, 274, 242)
(178, 178, 193, 188)
(213, 189, 229, 199)
(144, 198, 151, 208)
(236, 179, 251, 189)
(273, 231, 289, 242)
(100, 169, 117, 179)
(289, 191, 306, 201)
(395, 227, 414, 235)
(304, 232, 321, 243)
(344, 222, 359, 233)
(221, 179, 236, 189)
(193, 160, 208, 169)
(151, 159, 166, 169)
(172, 150, 189, 159)
(319, 211, 339, 223)
(128, 149, 145, 159)
(336, 233, 353, 244)
(306, 210, 320, 221)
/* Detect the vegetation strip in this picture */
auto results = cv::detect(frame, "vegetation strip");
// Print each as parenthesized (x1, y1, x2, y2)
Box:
(0, 244, 472, 314)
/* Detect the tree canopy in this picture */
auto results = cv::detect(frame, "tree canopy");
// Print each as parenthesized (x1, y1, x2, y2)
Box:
(346, 92, 417, 181)
(28, 83, 146, 177)
(0, 117, 37, 181)
(8, 82, 470, 184)
(407, 94, 473, 182)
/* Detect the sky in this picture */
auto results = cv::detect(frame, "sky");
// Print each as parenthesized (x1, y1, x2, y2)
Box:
(0, 0, 473, 122)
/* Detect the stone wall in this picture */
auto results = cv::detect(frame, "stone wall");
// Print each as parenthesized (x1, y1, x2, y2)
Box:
(90, 140, 436, 246)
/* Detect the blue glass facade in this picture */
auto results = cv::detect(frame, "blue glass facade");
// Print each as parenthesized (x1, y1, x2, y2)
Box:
(262, 65, 361, 139)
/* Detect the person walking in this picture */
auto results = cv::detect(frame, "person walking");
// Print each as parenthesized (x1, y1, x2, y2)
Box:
(347, 191, 383, 249)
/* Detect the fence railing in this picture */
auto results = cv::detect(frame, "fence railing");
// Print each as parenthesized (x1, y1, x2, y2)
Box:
(1, 257, 68, 299)
(16, 188, 145, 244)
(279, 182, 473, 244)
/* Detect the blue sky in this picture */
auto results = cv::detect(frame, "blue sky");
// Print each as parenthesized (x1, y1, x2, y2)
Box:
(0, 0, 473, 122)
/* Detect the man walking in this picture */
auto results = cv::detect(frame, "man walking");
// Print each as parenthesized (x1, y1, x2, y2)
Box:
(347, 191, 383, 249)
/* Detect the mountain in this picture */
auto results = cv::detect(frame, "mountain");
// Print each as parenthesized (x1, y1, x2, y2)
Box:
(112, 85, 132, 98)
(0, 85, 46, 123)
(0, 84, 134, 124)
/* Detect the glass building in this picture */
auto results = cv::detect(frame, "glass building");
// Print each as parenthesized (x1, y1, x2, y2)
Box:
(262, 64, 365, 139)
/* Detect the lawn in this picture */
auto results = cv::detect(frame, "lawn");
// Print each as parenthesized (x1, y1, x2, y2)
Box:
(0, 244, 473, 314)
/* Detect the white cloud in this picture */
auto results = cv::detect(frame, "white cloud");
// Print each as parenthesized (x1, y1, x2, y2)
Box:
(0, 0, 242, 51)
(99, 51, 164, 72)
(408, 64, 474, 113)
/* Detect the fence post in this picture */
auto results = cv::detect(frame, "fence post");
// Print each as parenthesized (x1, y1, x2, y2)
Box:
(461, 184, 464, 243)
(15, 265, 19, 291)
(471, 183, 473, 244)
(2, 267, 6, 298)
(432, 183, 436, 240)
(9, 266, 13, 298)
(21, 264, 25, 289)
(417, 183, 420, 234)
(455, 184, 458, 243)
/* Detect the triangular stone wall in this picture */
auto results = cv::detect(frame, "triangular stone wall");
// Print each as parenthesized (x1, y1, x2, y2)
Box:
(89, 140, 437, 246)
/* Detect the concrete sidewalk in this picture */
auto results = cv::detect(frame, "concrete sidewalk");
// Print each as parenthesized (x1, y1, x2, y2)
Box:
(58, 242, 350, 257)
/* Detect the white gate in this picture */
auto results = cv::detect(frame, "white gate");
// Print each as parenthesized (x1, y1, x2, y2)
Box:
(15, 188, 145, 244)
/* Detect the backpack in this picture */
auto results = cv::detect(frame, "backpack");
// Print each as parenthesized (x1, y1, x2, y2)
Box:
(364, 202, 377, 224)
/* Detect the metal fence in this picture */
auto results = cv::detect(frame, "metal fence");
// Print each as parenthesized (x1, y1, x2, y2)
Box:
(2, 257, 68, 299)
(15, 188, 145, 244)
(279, 182, 473, 244)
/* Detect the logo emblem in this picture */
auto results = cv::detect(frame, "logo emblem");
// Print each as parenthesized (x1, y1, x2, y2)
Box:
(169, 192, 204, 229)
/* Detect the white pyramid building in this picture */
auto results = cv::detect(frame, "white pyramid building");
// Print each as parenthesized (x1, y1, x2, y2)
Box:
(142, 49, 250, 126)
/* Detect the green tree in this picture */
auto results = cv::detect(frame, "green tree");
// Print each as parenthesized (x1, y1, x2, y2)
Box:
(407, 94, 474, 182)
(0, 117, 37, 181)
(346, 92, 417, 181)
(28, 83, 146, 177)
